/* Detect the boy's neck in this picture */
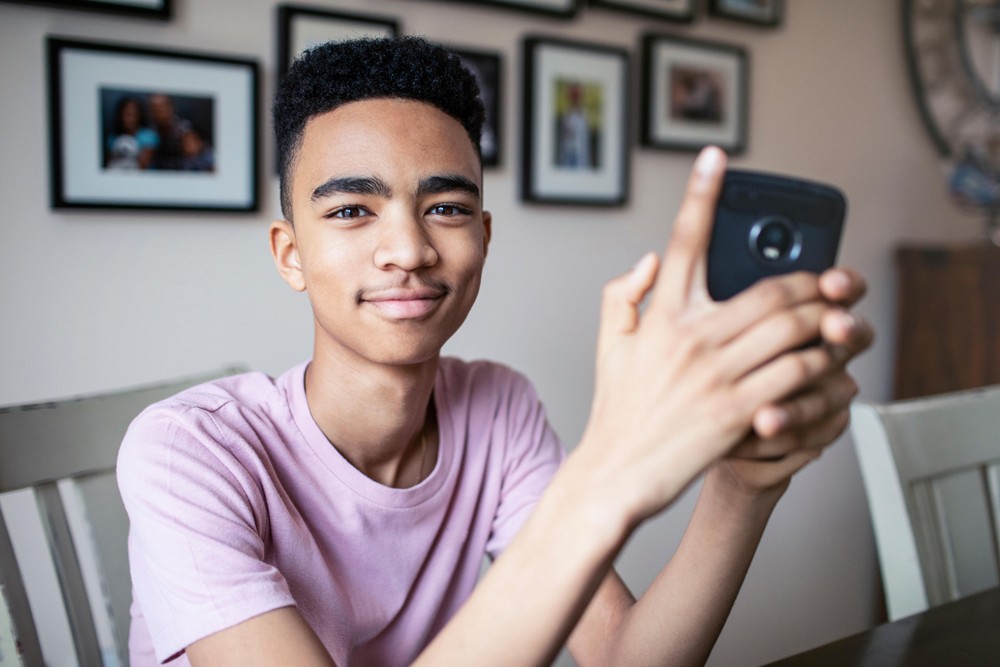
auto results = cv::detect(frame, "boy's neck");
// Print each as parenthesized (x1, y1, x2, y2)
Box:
(303, 348, 440, 488)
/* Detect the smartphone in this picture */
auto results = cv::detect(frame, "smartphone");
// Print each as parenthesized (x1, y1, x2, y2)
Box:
(706, 169, 847, 301)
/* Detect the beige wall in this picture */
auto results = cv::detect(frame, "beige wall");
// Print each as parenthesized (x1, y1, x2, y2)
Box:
(0, 1, 984, 664)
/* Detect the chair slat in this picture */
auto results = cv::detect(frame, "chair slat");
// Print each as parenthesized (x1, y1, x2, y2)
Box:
(35, 483, 103, 666)
(911, 480, 951, 606)
(70, 473, 132, 664)
(0, 510, 43, 667)
(985, 464, 1000, 574)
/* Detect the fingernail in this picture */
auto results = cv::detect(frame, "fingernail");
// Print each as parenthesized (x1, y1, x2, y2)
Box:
(757, 407, 788, 436)
(838, 311, 856, 332)
(823, 270, 851, 294)
(632, 252, 656, 273)
(695, 146, 725, 178)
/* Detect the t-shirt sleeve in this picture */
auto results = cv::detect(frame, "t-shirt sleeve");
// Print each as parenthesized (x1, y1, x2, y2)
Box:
(484, 369, 566, 558)
(117, 399, 295, 664)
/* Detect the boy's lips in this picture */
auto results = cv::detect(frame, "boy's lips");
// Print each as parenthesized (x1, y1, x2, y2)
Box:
(361, 286, 447, 319)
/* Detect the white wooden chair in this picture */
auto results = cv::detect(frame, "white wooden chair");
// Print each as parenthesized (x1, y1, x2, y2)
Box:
(850, 384, 1000, 622)
(0, 367, 244, 667)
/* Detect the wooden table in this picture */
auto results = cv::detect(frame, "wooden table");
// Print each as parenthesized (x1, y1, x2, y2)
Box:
(763, 586, 1000, 666)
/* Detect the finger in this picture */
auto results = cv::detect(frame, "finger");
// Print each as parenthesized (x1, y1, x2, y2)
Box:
(696, 272, 824, 349)
(752, 372, 858, 438)
(818, 267, 867, 307)
(735, 344, 835, 410)
(714, 300, 828, 384)
(596, 253, 659, 355)
(820, 310, 874, 361)
(733, 408, 850, 460)
(651, 146, 727, 314)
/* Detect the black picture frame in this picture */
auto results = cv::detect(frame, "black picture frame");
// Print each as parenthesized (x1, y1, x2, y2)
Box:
(1, 0, 170, 20)
(421, 0, 579, 19)
(522, 36, 630, 206)
(453, 48, 503, 168)
(47, 37, 260, 212)
(276, 4, 399, 77)
(589, 0, 693, 23)
(708, 0, 782, 27)
(640, 33, 748, 155)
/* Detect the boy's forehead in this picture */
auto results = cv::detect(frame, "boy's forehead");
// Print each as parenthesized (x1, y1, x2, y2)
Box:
(302, 100, 477, 162)
(307, 98, 456, 133)
(290, 99, 482, 201)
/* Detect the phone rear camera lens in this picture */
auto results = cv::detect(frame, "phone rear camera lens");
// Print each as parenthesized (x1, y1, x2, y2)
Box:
(749, 217, 799, 263)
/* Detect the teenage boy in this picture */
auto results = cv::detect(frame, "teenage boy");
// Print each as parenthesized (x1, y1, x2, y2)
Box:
(119, 36, 872, 667)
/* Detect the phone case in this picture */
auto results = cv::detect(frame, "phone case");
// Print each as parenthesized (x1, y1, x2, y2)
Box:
(706, 169, 847, 301)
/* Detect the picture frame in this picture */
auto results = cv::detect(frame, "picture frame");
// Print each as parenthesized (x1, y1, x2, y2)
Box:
(522, 36, 629, 206)
(276, 5, 399, 76)
(0, 0, 170, 20)
(423, 0, 579, 19)
(588, 0, 693, 23)
(708, 0, 782, 27)
(640, 33, 748, 154)
(453, 48, 503, 168)
(47, 37, 259, 212)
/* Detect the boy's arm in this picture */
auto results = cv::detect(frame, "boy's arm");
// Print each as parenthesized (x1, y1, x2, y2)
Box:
(188, 607, 336, 667)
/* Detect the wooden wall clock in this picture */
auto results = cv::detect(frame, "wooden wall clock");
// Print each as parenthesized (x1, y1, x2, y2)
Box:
(903, 0, 1000, 163)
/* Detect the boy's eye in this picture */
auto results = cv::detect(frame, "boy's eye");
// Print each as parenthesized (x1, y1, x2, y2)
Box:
(329, 206, 367, 219)
(428, 204, 470, 216)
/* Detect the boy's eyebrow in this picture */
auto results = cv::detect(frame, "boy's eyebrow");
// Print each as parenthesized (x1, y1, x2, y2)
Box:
(309, 174, 481, 202)
(418, 174, 481, 200)
(311, 176, 391, 202)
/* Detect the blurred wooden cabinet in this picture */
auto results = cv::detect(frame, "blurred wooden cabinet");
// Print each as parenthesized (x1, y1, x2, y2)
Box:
(893, 243, 1000, 399)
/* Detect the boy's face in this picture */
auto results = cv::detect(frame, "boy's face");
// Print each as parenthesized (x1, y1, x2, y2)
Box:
(271, 98, 491, 368)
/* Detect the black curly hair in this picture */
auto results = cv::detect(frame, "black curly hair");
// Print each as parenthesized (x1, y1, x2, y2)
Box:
(273, 35, 486, 219)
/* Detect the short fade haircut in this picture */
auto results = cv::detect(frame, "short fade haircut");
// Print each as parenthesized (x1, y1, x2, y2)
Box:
(273, 35, 486, 219)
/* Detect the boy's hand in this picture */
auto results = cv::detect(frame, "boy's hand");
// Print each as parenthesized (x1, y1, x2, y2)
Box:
(717, 268, 874, 497)
(577, 146, 850, 528)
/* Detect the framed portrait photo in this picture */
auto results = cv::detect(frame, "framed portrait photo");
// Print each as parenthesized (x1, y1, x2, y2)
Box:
(640, 33, 748, 154)
(0, 0, 170, 20)
(276, 4, 398, 75)
(522, 36, 630, 206)
(453, 48, 503, 168)
(47, 37, 259, 211)
(588, 0, 693, 23)
(708, 0, 782, 27)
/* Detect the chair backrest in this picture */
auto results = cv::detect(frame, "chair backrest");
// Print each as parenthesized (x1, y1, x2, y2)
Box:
(0, 367, 245, 667)
(850, 384, 1000, 622)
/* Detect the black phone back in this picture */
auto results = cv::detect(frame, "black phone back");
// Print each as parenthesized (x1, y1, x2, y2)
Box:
(706, 169, 846, 301)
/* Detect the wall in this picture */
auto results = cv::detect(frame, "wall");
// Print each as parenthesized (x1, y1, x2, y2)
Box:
(0, 0, 985, 665)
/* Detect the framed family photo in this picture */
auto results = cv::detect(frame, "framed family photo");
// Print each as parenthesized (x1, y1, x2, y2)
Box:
(709, 0, 782, 26)
(589, 0, 693, 23)
(453, 48, 503, 168)
(276, 5, 399, 75)
(640, 33, 748, 154)
(47, 37, 259, 211)
(522, 37, 629, 206)
(0, 0, 170, 20)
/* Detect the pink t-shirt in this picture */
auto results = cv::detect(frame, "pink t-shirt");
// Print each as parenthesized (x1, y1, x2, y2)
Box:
(117, 358, 565, 666)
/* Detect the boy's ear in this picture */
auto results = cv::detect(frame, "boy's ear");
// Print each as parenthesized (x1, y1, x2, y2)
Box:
(483, 210, 492, 257)
(269, 220, 306, 292)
